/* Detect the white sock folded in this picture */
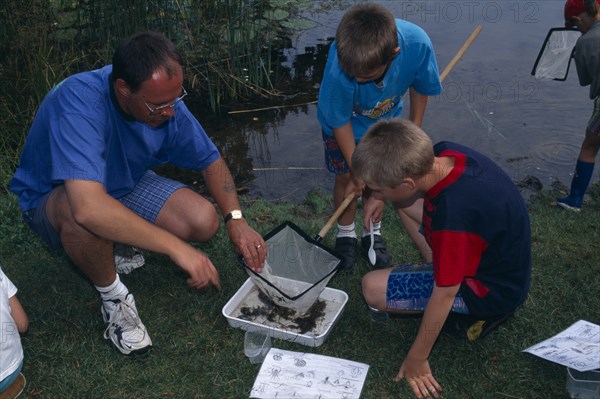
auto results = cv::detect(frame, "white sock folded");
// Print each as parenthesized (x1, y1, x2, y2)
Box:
(336, 222, 357, 239)
(95, 274, 129, 301)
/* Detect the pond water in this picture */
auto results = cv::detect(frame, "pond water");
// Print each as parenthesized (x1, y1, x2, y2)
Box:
(186, 0, 596, 202)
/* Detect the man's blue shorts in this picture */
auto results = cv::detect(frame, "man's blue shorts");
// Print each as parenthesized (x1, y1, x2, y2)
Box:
(23, 171, 185, 250)
(321, 130, 359, 175)
(386, 263, 470, 314)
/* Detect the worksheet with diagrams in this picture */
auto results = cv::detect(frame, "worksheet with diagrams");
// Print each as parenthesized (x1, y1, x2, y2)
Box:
(250, 348, 369, 399)
(523, 320, 600, 372)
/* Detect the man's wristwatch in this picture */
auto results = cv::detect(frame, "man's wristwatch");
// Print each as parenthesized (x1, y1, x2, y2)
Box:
(224, 209, 243, 223)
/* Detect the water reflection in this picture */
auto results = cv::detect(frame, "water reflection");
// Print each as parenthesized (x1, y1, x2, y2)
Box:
(177, 1, 595, 202)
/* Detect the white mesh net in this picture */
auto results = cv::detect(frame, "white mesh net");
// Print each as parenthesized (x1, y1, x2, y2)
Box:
(244, 222, 340, 313)
(532, 28, 581, 81)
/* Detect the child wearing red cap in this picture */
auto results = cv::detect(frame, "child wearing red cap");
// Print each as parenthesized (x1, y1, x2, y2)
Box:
(556, 0, 600, 211)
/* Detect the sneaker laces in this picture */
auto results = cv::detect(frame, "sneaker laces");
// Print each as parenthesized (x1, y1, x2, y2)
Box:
(102, 295, 148, 345)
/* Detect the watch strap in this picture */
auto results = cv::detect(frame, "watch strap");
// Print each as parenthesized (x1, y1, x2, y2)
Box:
(224, 210, 243, 223)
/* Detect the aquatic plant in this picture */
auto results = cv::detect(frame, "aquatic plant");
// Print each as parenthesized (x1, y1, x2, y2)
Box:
(0, 0, 325, 191)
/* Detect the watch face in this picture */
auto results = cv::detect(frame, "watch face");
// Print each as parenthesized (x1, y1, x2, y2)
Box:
(231, 210, 242, 219)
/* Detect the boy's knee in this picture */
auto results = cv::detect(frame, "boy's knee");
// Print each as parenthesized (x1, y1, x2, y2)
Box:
(361, 272, 382, 308)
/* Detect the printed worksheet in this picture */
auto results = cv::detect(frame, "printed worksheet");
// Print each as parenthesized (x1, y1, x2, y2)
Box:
(523, 320, 600, 372)
(250, 348, 369, 399)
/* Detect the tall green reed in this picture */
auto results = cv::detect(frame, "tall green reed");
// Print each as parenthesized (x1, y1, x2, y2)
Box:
(0, 0, 309, 192)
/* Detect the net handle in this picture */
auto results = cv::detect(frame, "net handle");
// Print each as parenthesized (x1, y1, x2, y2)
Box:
(439, 24, 482, 82)
(314, 192, 355, 242)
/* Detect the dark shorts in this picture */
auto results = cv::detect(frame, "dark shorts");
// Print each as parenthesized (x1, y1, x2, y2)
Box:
(587, 96, 600, 137)
(321, 130, 358, 175)
(386, 263, 469, 314)
(23, 170, 186, 250)
(23, 190, 62, 250)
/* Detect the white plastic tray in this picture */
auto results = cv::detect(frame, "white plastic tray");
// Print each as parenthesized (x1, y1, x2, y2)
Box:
(222, 278, 348, 347)
(567, 368, 600, 399)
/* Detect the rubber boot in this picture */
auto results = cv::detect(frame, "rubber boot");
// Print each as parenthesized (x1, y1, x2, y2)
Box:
(556, 160, 594, 211)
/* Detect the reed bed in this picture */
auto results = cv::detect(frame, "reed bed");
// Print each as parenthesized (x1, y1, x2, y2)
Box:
(0, 0, 322, 191)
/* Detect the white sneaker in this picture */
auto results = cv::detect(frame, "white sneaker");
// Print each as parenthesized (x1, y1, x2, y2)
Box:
(102, 293, 152, 355)
(114, 244, 145, 274)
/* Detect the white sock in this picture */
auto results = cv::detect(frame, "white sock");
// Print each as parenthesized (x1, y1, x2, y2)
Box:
(362, 220, 382, 237)
(336, 222, 357, 239)
(95, 274, 129, 301)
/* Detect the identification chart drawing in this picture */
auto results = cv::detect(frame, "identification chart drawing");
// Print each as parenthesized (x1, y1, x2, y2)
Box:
(250, 348, 369, 399)
(523, 320, 600, 372)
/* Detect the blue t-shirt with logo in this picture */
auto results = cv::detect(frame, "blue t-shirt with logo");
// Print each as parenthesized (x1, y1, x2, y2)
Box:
(10, 65, 220, 211)
(318, 19, 442, 140)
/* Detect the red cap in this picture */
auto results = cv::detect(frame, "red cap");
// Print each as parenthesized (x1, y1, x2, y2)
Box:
(565, 0, 599, 27)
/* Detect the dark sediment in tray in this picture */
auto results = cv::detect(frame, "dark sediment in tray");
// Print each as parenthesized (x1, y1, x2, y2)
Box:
(239, 290, 327, 334)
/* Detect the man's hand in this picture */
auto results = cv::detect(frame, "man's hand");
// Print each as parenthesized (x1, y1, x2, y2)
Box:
(227, 219, 266, 272)
(169, 243, 220, 290)
(395, 356, 442, 398)
(200, 157, 267, 272)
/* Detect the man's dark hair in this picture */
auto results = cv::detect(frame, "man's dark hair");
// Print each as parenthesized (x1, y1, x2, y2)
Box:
(112, 31, 184, 91)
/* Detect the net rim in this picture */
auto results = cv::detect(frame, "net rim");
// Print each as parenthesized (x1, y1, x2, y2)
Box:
(239, 221, 342, 301)
(531, 27, 580, 82)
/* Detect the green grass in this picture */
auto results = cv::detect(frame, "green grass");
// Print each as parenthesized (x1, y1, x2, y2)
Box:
(1, 187, 599, 399)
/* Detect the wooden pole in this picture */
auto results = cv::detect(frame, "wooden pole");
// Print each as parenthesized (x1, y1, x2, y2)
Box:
(439, 25, 483, 82)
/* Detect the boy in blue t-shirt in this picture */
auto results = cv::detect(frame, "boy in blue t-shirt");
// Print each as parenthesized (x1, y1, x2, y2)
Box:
(317, 3, 442, 270)
(352, 118, 531, 399)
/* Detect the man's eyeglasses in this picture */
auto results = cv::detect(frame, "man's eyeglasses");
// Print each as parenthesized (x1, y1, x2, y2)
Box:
(142, 87, 187, 115)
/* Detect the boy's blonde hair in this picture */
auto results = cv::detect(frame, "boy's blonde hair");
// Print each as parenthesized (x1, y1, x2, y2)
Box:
(335, 3, 398, 77)
(352, 119, 434, 188)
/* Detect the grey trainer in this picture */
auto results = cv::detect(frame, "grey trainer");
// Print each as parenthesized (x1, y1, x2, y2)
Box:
(114, 243, 145, 274)
(102, 293, 152, 355)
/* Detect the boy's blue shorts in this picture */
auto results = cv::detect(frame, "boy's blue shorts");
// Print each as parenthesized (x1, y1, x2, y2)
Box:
(23, 170, 186, 250)
(386, 263, 470, 314)
(321, 130, 359, 175)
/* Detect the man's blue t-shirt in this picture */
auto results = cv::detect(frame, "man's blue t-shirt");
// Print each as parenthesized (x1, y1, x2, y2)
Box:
(317, 19, 442, 140)
(423, 142, 532, 317)
(9, 65, 220, 211)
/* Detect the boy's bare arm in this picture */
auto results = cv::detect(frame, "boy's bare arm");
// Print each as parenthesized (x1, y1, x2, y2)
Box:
(9, 296, 28, 333)
(397, 283, 460, 398)
(408, 88, 430, 127)
(408, 284, 459, 358)
(332, 123, 356, 167)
